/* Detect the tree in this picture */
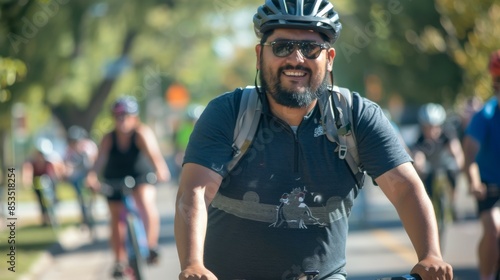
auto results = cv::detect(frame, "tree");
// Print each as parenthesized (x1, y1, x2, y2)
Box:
(0, 0, 263, 176)
(3, 0, 496, 175)
(334, 0, 462, 109)
(434, 0, 500, 101)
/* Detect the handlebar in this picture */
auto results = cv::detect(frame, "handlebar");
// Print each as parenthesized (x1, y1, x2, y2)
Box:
(100, 173, 157, 197)
(298, 270, 319, 280)
(295, 270, 421, 280)
(377, 274, 422, 280)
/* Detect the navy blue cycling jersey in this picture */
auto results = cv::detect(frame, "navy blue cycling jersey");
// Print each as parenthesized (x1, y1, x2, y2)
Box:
(183, 87, 411, 279)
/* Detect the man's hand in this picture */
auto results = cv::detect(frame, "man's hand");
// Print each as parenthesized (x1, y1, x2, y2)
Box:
(411, 256, 453, 280)
(470, 182, 487, 200)
(85, 171, 101, 193)
(179, 264, 217, 280)
(156, 169, 170, 183)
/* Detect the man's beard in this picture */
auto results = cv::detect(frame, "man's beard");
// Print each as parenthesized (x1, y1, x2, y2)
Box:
(260, 64, 330, 108)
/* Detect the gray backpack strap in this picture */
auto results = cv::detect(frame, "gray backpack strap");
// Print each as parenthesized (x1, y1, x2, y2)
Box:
(227, 86, 262, 173)
(334, 86, 361, 176)
(318, 86, 364, 186)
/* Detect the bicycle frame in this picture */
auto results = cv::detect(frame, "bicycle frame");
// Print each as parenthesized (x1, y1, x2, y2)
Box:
(71, 175, 97, 240)
(123, 191, 149, 259)
(430, 167, 453, 251)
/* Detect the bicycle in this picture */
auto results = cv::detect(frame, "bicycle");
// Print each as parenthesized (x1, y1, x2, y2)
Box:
(33, 174, 59, 233)
(429, 167, 455, 251)
(82, 184, 98, 240)
(70, 176, 98, 241)
(101, 173, 156, 280)
(377, 274, 422, 280)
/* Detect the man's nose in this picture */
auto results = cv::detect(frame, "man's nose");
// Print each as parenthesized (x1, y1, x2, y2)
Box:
(285, 46, 305, 64)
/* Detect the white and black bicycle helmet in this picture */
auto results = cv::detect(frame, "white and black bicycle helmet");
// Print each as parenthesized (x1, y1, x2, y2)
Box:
(418, 103, 446, 126)
(67, 125, 88, 141)
(112, 96, 139, 115)
(253, 0, 342, 44)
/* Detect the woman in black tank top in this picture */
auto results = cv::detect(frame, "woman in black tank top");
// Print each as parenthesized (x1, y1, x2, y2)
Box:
(103, 130, 143, 180)
(86, 96, 171, 278)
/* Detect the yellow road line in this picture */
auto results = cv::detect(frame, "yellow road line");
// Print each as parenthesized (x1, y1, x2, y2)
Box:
(371, 229, 418, 264)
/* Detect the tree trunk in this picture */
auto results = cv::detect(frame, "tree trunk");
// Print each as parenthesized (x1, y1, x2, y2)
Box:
(52, 30, 137, 132)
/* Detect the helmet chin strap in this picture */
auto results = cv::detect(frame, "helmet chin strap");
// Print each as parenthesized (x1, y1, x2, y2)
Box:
(254, 69, 263, 96)
(329, 69, 335, 92)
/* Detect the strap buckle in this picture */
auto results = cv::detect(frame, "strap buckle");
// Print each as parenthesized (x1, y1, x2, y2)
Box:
(338, 145, 347, 159)
(231, 143, 241, 157)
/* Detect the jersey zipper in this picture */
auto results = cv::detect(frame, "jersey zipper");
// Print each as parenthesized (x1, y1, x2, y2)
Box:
(293, 133, 299, 173)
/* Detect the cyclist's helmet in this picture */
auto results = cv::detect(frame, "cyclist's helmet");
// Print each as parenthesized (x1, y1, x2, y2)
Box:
(186, 104, 205, 121)
(67, 125, 88, 141)
(34, 137, 54, 157)
(253, 0, 342, 44)
(489, 50, 500, 77)
(112, 96, 139, 115)
(418, 103, 446, 126)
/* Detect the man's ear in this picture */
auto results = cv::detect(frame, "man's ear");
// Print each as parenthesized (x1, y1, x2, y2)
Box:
(255, 44, 262, 70)
(327, 48, 336, 72)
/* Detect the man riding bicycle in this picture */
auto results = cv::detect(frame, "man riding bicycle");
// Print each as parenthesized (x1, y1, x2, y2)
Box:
(412, 103, 464, 224)
(22, 138, 65, 227)
(174, 0, 453, 279)
(64, 125, 98, 229)
(463, 50, 500, 280)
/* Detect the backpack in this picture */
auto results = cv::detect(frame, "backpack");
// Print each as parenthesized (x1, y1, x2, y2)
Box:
(227, 86, 366, 188)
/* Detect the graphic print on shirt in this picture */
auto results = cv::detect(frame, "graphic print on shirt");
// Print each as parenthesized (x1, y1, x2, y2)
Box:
(313, 124, 325, 138)
(269, 187, 326, 229)
(210, 187, 353, 226)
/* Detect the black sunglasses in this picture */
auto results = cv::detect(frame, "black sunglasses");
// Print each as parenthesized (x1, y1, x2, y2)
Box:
(262, 40, 330, 59)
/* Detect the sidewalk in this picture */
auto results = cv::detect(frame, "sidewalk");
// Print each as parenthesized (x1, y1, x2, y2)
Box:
(13, 183, 179, 280)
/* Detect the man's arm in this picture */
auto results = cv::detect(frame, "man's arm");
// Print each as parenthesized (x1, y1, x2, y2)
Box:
(86, 134, 111, 191)
(175, 163, 221, 280)
(448, 137, 465, 171)
(375, 162, 453, 279)
(462, 135, 484, 199)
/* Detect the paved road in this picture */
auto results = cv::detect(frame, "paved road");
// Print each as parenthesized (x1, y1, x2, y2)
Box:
(17, 177, 480, 280)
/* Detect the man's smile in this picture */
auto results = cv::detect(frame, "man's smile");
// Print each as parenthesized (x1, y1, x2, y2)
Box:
(283, 70, 307, 77)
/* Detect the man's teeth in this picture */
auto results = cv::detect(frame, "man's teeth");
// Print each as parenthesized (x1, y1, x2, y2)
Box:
(284, 71, 306, 77)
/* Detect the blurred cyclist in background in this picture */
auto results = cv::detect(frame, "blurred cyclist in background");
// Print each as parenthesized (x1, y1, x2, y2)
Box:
(172, 104, 205, 183)
(63, 125, 98, 228)
(463, 50, 500, 280)
(457, 96, 484, 142)
(86, 96, 171, 278)
(22, 138, 65, 226)
(412, 103, 464, 221)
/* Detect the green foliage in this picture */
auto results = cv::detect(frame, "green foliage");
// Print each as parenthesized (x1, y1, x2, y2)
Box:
(435, 0, 500, 101)
(0, 0, 498, 145)
(335, 0, 462, 108)
(0, 57, 27, 129)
